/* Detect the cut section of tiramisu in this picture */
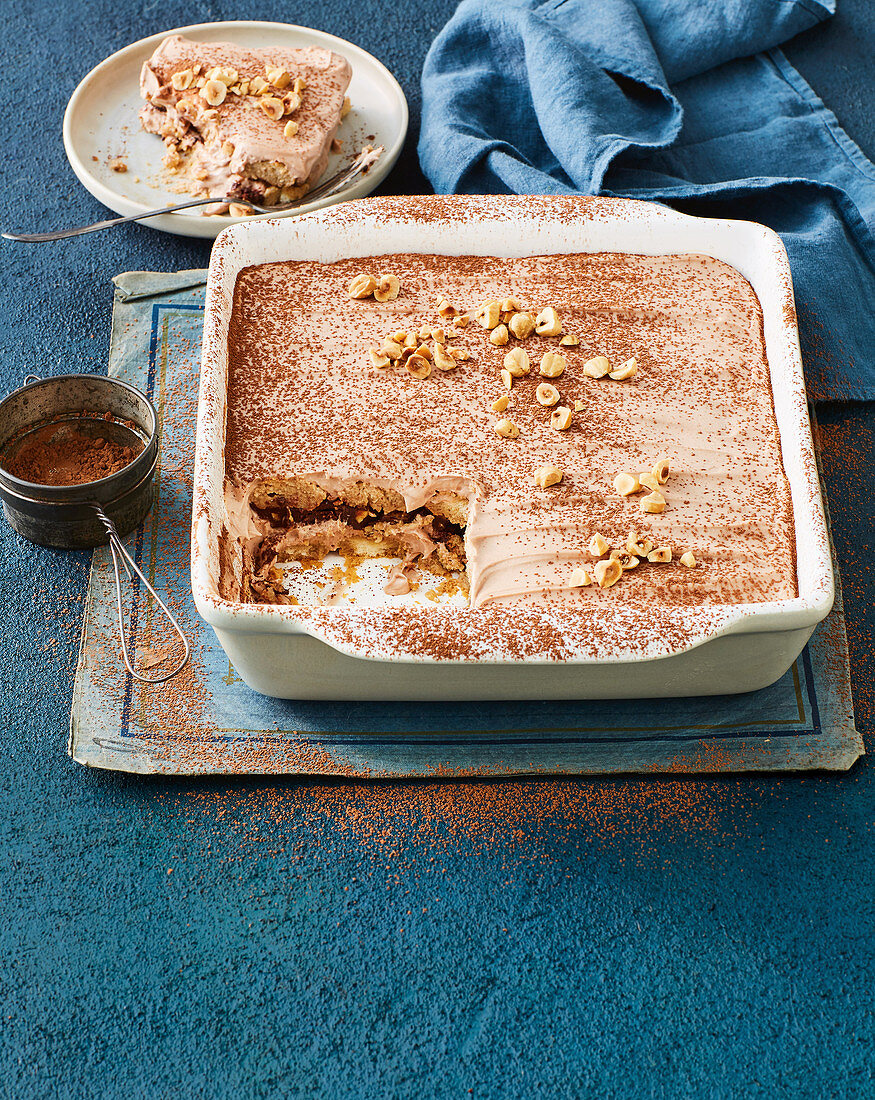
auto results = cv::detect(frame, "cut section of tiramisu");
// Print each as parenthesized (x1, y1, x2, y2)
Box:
(139, 35, 351, 205)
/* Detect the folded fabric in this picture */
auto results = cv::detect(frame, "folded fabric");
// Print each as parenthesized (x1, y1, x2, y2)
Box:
(419, 0, 875, 401)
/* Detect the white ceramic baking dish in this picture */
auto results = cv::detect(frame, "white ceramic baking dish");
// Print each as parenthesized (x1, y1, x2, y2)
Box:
(191, 195, 833, 700)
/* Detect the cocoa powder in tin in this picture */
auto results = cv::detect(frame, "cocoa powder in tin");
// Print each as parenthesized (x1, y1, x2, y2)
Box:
(2, 413, 144, 486)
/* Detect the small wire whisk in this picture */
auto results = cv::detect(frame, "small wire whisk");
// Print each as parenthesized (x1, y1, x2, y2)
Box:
(92, 502, 189, 684)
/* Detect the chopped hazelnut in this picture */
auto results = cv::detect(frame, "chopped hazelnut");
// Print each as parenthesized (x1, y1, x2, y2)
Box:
(381, 339, 403, 360)
(508, 311, 536, 339)
(433, 344, 458, 371)
(453, 313, 471, 328)
(413, 344, 432, 360)
(626, 530, 652, 556)
(622, 556, 640, 570)
(652, 455, 671, 484)
(639, 472, 661, 493)
(249, 76, 269, 95)
(341, 95, 352, 118)
(491, 395, 510, 414)
(200, 79, 227, 106)
(489, 324, 509, 346)
(568, 567, 592, 588)
(500, 369, 514, 390)
(283, 92, 303, 114)
(495, 419, 520, 439)
(680, 551, 697, 568)
(431, 328, 446, 344)
(436, 298, 457, 318)
(583, 355, 611, 379)
(609, 357, 638, 381)
(348, 273, 376, 299)
(550, 406, 573, 431)
(535, 306, 562, 336)
(405, 355, 432, 379)
(212, 67, 239, 86)
(476, 301, 501, 329)
(613, 472, 640, 497)
(293, 77, 306, 95)
(560, 334, 579, 347)
(369, 348, 391, 369)
(535, 382, 560, 407)
(647, 546, 673, 563)
(503, 347, 530, 377)
(260, 96, 285, 120)
(228, 203, 252, 217)
(573, 399, 584, 412)
(448, 347, 470, 361)
(501, 297, 523, 313)
(171, 69, 195, 91)
(640, 491, 666, 514)
(588, 533, 609, 557)
(374, 274, 401, 302)
(539, 351, 566, 378)
(283, 120, 299, 138)
(594, 559, 623, 589)
(267, 68, 291, 89)
(534, 464, 563, 488)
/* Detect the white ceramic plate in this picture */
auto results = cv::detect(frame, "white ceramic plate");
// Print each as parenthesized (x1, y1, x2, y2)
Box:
(62, 20, 408, 239)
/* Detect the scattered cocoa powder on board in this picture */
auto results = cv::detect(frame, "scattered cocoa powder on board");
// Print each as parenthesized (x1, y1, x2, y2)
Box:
(2, 415, 143, 486)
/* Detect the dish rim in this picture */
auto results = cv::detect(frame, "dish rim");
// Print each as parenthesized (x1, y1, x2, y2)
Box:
(62, 19, 409, 239)
(190, 194, 834, 666)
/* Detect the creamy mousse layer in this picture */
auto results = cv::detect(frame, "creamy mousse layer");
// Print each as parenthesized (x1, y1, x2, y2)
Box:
(140, 35, 351, 203)
(223, 252, 797, 610)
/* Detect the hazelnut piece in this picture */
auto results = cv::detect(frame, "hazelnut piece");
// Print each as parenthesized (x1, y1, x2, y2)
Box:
(539, 351, 566, 378)
(583, 356, 611, 379)
(374, 274, 401, 302)
(503, 347, 530, 377)
(535, 383, 560, 407)
(594, 559, 623, 589)
(348, 274, 376, 299)
(550, 406, 573, 430)
(613, 473, 640, 497)
(533, 464, 563, 488)
(508, 311, 536, 339)
(495, 419, 520, 439)
(535, 307, 561, 336)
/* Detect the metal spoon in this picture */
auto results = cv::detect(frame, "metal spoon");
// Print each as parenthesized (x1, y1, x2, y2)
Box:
(2, 145, 383, 242)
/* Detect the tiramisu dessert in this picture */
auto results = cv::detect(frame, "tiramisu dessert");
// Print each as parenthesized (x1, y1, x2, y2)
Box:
(221, 251, 797, 612)
(139, 35, 351, 206)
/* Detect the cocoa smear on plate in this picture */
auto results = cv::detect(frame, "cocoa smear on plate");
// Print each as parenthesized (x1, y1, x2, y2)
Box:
(3, 412, 144, 486)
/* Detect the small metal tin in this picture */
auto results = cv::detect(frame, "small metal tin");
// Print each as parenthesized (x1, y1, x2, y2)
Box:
(0, 374, 159, 548)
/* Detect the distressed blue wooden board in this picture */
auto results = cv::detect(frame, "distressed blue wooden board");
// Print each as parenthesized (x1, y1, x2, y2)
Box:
(68, 272, 861, 775)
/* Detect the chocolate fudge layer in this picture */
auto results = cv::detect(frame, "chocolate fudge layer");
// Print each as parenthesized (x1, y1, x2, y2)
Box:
(224, 252, 797, 610)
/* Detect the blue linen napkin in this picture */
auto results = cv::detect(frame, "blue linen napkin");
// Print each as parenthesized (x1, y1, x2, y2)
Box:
(419, 0, 875, 401)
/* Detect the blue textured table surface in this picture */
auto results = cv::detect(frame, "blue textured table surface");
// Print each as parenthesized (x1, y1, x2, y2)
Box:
(1, 2, 873, 1098)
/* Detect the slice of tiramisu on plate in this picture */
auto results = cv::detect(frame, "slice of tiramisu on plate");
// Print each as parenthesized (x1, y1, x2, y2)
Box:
(140, 34, 351, 206)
